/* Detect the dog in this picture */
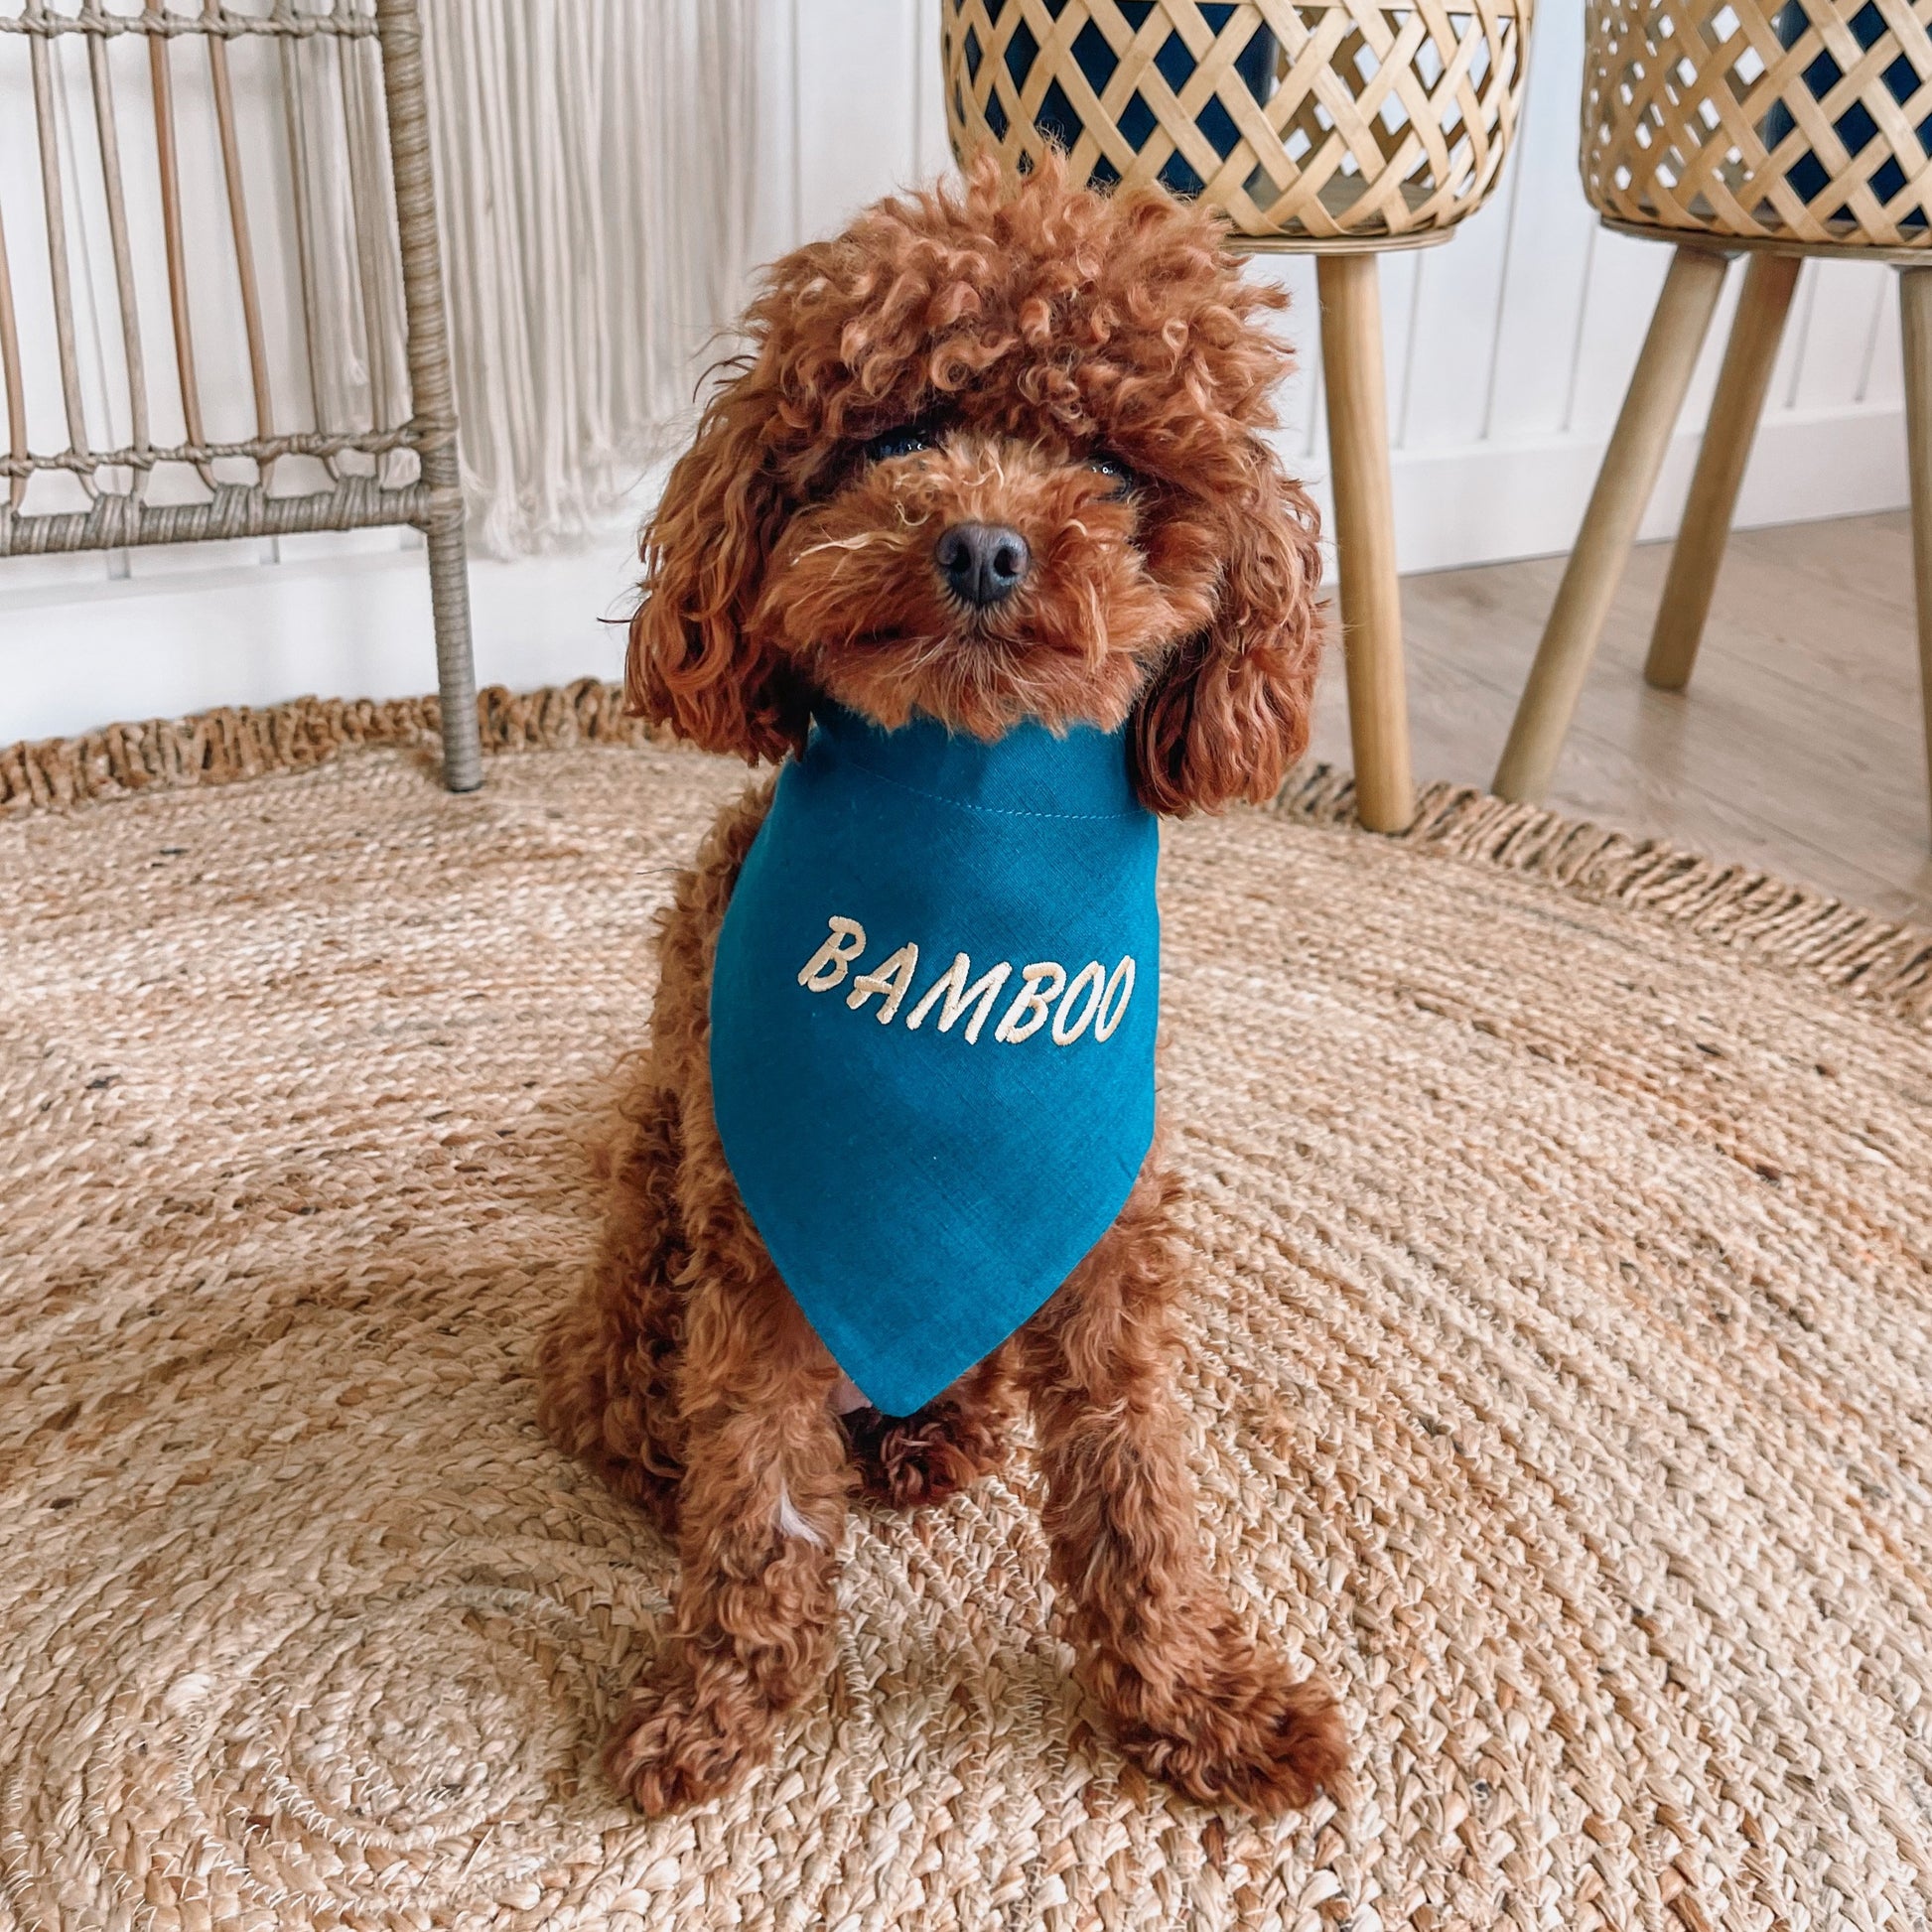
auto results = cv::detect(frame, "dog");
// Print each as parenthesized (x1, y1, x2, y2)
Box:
(536, 156, 1347, 1819)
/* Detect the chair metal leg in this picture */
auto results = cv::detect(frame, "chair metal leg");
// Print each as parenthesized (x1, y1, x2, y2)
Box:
(1317, 251, 1414, 834)
(1900, 265, 1932, 848)
(377, 0, 483, 793)
(1645, 252, 1802, 691)
(424, 503, 482, 792)
(1493, 245, 1730, 803)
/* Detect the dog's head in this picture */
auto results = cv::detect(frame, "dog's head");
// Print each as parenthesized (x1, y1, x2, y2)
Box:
(628, 156, 1322, 814)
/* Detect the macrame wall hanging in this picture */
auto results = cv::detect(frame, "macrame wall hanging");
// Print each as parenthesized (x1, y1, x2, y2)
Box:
(415, 0, 758, 555)
(275, 0, 759, 555)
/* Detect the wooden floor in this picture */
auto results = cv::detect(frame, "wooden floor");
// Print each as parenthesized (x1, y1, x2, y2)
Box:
(1307, 509, 1932, 927)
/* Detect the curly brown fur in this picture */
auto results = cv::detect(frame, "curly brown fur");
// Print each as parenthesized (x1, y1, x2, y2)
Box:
(623, 154, 1322, 806)
(536, 157, 1345, 1819)
(1016, 1162, 1348, 1811)
(533, 1076, 688, 1537)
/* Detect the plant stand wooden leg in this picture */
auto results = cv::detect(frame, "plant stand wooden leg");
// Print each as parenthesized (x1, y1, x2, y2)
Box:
(1900, 265, 1932, 847)
(1493, 245, 1730, 803)
(1317, 251, 1413, 834)
(1645, 251, 1802, 691)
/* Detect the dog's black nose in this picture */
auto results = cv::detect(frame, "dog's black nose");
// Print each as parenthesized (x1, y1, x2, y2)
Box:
(936, 522, 1030, 608)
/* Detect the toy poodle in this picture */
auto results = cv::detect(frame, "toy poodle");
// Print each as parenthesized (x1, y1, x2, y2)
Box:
(537, 155, 1346, 1819)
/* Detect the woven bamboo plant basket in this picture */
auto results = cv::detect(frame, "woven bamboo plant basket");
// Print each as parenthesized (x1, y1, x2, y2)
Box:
(942, 0, 1533, 246)
(1584, 0, 1932, 254)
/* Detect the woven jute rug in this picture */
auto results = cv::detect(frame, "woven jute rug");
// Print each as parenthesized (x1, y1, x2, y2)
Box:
(4, 683, 1931, 1932)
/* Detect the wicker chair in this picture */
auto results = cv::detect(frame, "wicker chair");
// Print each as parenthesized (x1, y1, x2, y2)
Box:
(943, 0, 1535, 833)
(0, 0, 481, 791)
(1495, 0, 1932, 841)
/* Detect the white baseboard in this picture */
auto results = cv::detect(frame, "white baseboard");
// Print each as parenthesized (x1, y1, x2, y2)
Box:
(1369, 403, 1909, 579)
(0, 405, 1908, 747)
(0, 530, 642, 748)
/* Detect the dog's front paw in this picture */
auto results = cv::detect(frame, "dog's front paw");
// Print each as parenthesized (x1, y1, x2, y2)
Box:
(602, 1659, 775, 1815)
(841, 1399, 1010, 1508)
(1094, 1631, 1348, 1817)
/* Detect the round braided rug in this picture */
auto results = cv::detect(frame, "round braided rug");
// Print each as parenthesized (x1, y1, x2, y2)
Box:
(3, 686, 1931, 1931)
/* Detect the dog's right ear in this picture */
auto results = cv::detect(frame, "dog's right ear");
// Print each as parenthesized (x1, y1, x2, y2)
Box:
(625, 379, 806, 762)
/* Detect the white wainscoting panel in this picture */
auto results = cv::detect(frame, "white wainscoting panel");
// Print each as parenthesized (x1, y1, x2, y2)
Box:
(0, 0, 1911, 745)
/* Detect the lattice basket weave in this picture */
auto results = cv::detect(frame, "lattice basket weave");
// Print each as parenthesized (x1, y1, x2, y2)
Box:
(942, 0, 1534, 246)
(1584, 0, 1932, 254)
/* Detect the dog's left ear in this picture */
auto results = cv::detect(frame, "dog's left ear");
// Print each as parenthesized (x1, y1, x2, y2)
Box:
(1129, 442, 1323, 815)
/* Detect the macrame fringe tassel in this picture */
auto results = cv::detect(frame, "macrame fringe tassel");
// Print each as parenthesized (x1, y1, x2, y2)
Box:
(309, 0, 758, 558)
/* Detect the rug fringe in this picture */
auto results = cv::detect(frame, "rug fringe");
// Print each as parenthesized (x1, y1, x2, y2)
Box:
(7, 678, 1927, 1024)
(1274, 767, 1932, 1025)
(0, 678, 668, 815)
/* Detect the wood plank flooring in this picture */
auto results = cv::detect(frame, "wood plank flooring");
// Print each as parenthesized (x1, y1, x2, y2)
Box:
(1307, 509, 1932, 926)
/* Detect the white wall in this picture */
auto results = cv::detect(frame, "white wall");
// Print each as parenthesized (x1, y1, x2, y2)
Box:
(0, 0, 1910, 746)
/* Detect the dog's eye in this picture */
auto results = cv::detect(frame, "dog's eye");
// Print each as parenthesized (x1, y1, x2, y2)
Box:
(863, 424, 936, 464)
(1087, 452, 1137, 495)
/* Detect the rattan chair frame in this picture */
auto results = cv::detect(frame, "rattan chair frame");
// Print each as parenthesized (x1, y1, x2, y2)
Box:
(0, 0, 480, 791)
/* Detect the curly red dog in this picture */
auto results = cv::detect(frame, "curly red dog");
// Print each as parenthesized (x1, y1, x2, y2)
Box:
(537, 156, 1347, 1818)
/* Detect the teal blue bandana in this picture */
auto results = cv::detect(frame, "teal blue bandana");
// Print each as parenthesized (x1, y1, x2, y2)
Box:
(709, 703, 1160, 1417)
